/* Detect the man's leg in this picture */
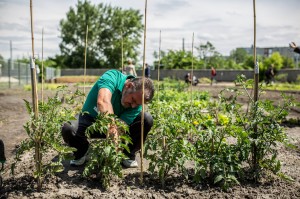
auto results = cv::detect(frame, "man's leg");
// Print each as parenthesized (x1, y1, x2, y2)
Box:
(125, 112, 153, 160)
(62, 114, 95, 161)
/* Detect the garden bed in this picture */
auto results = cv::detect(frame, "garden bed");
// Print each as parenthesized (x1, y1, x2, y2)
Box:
(0, 83, 299, 198)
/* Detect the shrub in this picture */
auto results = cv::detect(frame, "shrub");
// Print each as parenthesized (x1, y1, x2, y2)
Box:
(274, 73, 288, 82)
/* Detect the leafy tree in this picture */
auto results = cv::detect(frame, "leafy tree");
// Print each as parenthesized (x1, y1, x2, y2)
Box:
(208, 51, 226, 69)
(159, 50, 203, 69)
(229, 48, 249, 65)
(262, 52, 283, 71)
(0, 54, 5, 67)
(196, 41, 217, 68)
(282, 57, 295, 69)
(58, 0, 143, 69)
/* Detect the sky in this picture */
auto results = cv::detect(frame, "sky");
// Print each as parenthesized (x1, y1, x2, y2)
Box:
(0, 0, 300, 64)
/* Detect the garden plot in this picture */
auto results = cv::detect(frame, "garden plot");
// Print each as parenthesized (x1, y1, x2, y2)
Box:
(0, 81, 299, 199)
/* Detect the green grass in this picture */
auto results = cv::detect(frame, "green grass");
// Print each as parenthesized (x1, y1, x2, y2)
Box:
(262, 83, 300, 91)
(23, 83, 65, 91)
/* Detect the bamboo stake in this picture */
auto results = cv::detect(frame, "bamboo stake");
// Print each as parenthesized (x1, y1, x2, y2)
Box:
(140, 0, 148, 184)
(30, 0, 38, 116)
(83, 25, 88, 96)
(189, 33, 195, 141)
(41, 28, 44, 103)
(157, 31, 165, 148)
(190, 33, 194, 103)
(252, 0, 259, 172)
(121, 31, 124, 73)
(157, 30, 161, 105)
(30, 0, 41, 191)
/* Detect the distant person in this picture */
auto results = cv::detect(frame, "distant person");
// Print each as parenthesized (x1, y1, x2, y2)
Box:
(184, 72, 198, 86)
(125, 58, 137, 77)
(265, 64, 275, 85)
(210, 67, 217, 85)
(289, 42, 300, 54)
(185, 73, 192, 84)
(192, 75, 199, 86)
(145, 63, 151, 78)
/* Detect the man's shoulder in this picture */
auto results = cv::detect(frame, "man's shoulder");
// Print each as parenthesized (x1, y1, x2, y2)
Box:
(104, 69, 121, 75)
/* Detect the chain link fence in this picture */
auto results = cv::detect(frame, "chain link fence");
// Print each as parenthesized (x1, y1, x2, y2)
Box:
(0, 59, 60, 88)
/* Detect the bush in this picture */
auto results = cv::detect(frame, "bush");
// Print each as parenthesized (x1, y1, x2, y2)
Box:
(275, 73, 288, 82)
(198, 77, 211, 84)
(296, 75, 300, 83)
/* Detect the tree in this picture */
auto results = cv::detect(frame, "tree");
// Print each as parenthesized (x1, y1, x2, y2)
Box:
(262, 52, 283, 71)
(159, 50, 203, 69)
(282, 57, 295, 69)
(58, 0, 143, 68)
(196, 41, 218, 69)
(229, 48, 249, 65)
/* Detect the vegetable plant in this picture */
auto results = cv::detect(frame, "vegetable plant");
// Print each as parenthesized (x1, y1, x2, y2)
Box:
(12, 86, 84, 191)
(83, 113, 131, 189)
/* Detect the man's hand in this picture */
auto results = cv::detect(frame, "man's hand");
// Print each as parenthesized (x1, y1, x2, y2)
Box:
(108, 124, 119, 142)
(289, 42, 297, 49)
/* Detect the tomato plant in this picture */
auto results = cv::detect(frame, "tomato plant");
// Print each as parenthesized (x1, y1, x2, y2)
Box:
(12, 86, 84, 191)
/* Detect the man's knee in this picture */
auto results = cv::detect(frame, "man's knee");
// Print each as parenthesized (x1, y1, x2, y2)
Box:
(144, 112, 153, 129)
(61, 122, 76, 145)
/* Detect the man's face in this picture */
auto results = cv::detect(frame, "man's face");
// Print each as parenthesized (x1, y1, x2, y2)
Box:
(121, 85, 143, 108)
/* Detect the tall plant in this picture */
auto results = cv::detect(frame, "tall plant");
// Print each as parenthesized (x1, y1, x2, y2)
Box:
(12, 86, 84, 191)
(83, 113, 131, 189)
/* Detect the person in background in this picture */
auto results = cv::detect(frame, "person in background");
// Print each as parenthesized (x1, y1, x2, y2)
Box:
(210, 67, 217, 85)
(61, 69, 155, 168)
(145, 63, 151, 78)
(185, 73, 192, 84)
(289, 42, 300, 54)
(125, 58, 137, 77)
(184, 72, 198, 86)
(265, 64, 275, 85)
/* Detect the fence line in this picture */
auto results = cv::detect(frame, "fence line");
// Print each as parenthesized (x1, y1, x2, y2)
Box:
(1, 59, 299, 89)
(0, 59, 60, 88)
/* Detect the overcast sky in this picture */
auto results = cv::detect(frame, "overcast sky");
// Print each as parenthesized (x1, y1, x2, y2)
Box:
(0, 0, 299, 64)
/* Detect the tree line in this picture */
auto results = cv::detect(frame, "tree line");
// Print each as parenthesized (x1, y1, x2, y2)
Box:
(0, 0, 298, 74)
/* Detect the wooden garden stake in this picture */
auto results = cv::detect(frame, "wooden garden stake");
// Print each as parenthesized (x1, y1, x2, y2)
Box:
(83, 25, 88, 97)
(252, 0, 259, 173)
(158, 31, 166, 148)
(157, 30, 161, 105)
(190, 32, 194, 93)
(121, 30, 124, 73)
(41, 28, 44, 103)
(189, 33, 195, 141)
(140, 0, 148, 184)
(30, 0, 41, 191)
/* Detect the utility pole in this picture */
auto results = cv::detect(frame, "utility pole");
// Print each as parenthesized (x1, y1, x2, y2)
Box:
(182, 38, 185, 51)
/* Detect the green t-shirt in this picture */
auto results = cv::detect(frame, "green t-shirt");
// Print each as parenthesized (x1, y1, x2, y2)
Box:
(82, 70, 141, 125)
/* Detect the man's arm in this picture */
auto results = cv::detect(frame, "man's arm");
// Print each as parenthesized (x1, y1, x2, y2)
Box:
(289, 42, 300, 54)
(97, 88, 119, 140)
(97, 88, 114, 114)
(132, 65, 137, 77)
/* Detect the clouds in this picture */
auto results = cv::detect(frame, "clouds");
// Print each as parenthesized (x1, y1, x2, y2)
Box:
(0, 0, 299, 64)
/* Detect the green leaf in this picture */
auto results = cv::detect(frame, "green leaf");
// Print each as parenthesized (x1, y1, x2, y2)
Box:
(214, 174, 224, 184)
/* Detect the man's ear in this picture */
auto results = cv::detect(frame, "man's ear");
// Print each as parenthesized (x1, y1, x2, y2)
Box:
(125, 81, 134, 89)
